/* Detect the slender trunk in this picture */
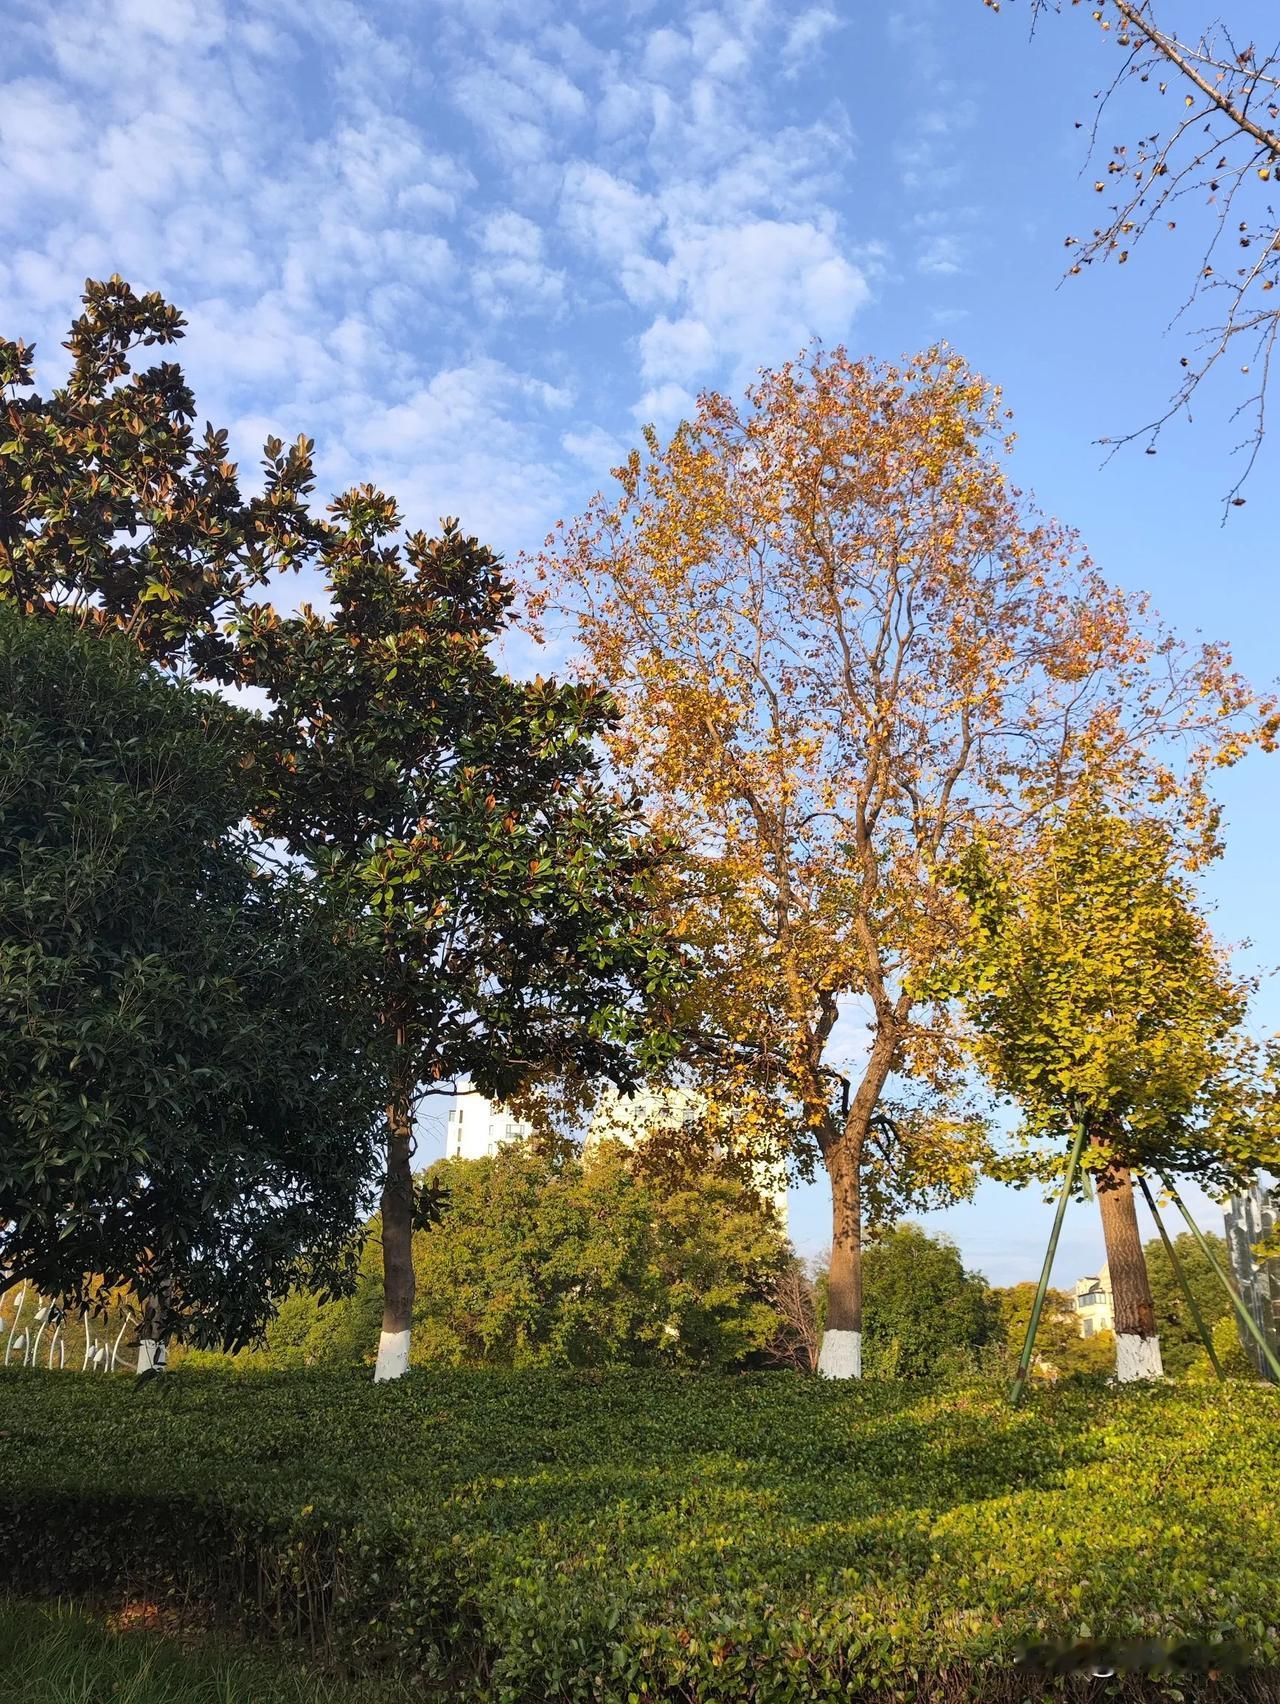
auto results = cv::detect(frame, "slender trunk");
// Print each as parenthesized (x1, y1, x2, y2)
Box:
(374, 1098, 415, 1382)
(135, 1293, 168, 1376)
(818, 1131, 864, 1377)
(815, 1029, 899, 1380)
(1096, 1158, 1163, 1382)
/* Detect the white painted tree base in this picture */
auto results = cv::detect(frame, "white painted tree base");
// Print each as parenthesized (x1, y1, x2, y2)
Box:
(373, 1328, 411, 1382)
(817, 1329, 862, 1379)
(1115, 1332, 1163, 1382)
(135, 1339, 167, 1375)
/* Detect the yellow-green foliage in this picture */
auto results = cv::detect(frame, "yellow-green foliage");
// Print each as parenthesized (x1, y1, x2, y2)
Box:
(1186, 1313, 1257, 1383)
(991, 1282, 1117, 1377)
(0, 1369, 1276, 1700)
(949, 803, 1280, 1192)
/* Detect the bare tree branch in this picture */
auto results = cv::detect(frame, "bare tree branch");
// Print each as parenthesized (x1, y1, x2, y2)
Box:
(995, 0, 1280, 507)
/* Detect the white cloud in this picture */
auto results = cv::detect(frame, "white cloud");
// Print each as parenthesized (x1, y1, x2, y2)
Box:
(639, 314, 715, 384)
(559, 152, 872, 380)
(676, 220, 869, 376)
(117, 0, 225, 48)
(552, 9, 870, 410)
(560, 163, 662, 268)
(453, 45, 588, 172)
(474, 212, 565, 316)
(562, 424, 628, 471)
(687, 13, 754, 80)
(480, 211, 545, 259)
(643, 26, 689, 80)
(331, 361, 571, 554)
(349, 359, 563, 460)
(909, 206, 977, 280)
(917, 233, 965, 276)
(0, 79, 89, 200)
(1, 0, 889, 572)
(595, 76, 651, 142)
(782, 6, 841, 72)
(633, 381, 697, 428)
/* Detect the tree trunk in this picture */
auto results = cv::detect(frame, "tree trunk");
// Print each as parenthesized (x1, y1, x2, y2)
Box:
(374, 1099, 415, 1382)
(1096, 1158, 1163, 1382)
(135, 1293, 168, 1376)
(817, 1131, 864, 1378)
(815, 1026, 899, 1381)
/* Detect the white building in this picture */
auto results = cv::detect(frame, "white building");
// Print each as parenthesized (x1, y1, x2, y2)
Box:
(443, 1083, 789, 1231)
(444, 1090, 534, 1160)
(1070, 1266, 1114, 1337)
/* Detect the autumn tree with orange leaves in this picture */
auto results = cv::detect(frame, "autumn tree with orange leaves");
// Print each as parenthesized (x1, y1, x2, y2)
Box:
(533, 345, 1271, 1378)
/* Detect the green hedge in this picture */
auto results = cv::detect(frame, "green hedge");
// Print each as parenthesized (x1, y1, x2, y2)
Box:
(1, 1368, 1277, 1700)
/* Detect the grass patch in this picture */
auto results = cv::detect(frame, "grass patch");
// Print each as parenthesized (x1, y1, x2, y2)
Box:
(0, 1598, 419, 1703)
(1, 1368, 1277, 1700)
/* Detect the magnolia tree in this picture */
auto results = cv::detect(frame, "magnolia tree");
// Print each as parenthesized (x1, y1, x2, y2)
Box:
(950, 803, 1280, 1380)
(0, 276, 318, 663)
(0, 611, 387, 1358)
(533, 344, 1271, 1377)
(3, 281, 687, 1384)
(234, 503, 688, 1382)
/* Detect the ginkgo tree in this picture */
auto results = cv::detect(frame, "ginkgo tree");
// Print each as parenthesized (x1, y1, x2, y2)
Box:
(949, 800, 1280, 1381)
(534, 343, 1273, 1377)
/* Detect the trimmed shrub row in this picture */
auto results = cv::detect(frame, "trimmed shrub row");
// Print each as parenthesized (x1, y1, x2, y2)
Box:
(1, 1368, 1277, 1699)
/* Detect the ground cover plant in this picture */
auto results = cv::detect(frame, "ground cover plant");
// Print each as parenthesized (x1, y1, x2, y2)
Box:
(1, 1368, 1276, 1701)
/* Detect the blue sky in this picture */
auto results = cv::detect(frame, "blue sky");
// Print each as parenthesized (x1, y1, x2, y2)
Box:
(4, 0, 1277, 1285)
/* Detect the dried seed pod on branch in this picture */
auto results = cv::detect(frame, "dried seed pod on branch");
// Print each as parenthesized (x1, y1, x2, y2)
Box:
(993, 0, 1280, 501)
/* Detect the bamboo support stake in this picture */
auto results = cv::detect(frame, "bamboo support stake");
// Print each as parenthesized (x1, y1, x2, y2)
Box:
(1137, 1174, 1222, 1379)
(1011, 1114, 1089, 1405)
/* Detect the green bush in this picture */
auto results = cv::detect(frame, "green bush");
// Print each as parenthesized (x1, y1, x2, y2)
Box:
(219, 1142, 792, 1374)
(1144, 1231, 1236, 1376)
(858, 1224, 999, 1377)
(0, 1368, 1276, 1700)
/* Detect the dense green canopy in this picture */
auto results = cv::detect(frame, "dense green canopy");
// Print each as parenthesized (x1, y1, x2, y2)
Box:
(0, 611, 387, 1344)
(857, 1224, 999, 1378)
(245, 1141, 791, 1373)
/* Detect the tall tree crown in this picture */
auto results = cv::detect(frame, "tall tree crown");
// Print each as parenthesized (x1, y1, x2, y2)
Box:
(533, 344, 1270, 1184)
(1, 276, 319, 664)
